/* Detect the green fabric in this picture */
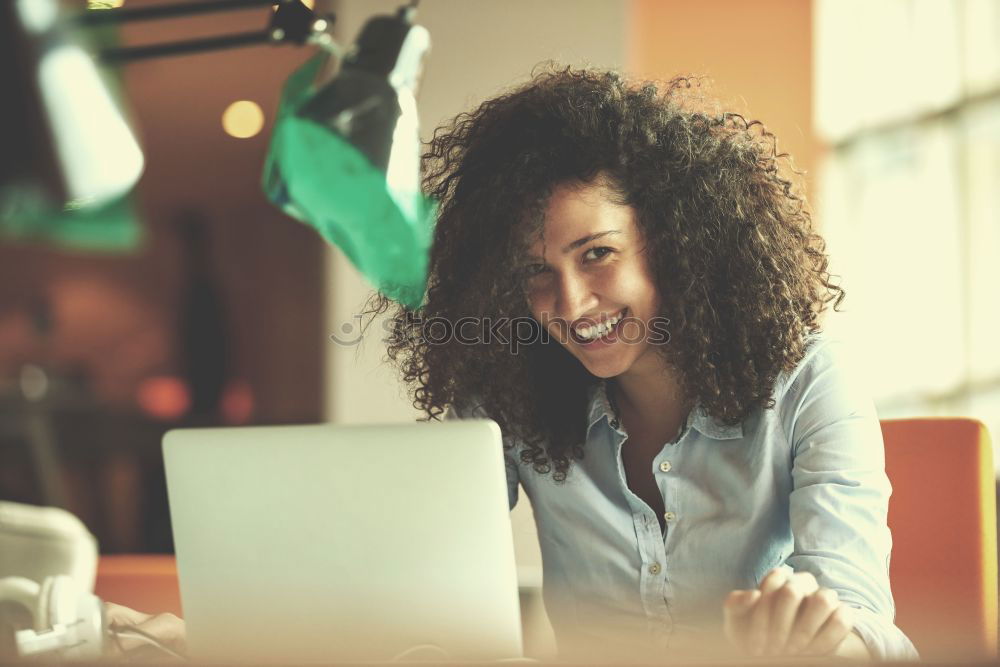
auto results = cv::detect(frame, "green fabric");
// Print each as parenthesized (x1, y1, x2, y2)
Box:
(0, 192, 142, 252)
(263, 53, 434, 308)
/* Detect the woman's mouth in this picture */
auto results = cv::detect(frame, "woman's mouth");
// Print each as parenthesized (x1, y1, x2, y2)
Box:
(571, 308, 628, 347)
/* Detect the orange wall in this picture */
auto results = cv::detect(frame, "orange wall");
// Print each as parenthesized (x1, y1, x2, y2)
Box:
(627, 0, 818, 201)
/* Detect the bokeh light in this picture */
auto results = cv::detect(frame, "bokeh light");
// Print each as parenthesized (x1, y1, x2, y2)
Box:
(221, 100, 265, 139)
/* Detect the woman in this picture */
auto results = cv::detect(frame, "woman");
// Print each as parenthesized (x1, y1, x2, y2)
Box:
(369, 66, 917, 661)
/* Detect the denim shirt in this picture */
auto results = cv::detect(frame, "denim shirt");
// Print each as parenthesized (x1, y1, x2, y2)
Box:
(448, 333, 918, 661)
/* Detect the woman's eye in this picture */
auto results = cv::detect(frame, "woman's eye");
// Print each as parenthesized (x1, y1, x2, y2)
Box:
(583, 246, 614, 261)
(521, 263, 548, 279)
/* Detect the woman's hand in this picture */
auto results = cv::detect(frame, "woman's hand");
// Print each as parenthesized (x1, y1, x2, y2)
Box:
(722, 568, 870, 659)
(103, 601, 187, 660)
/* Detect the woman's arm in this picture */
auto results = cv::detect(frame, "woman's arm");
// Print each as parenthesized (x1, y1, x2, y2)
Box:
(782, 338, 918, 661)
(722, 338, 916, 660)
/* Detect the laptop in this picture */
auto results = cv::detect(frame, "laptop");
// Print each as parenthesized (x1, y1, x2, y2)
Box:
(163, 420, 522, 663)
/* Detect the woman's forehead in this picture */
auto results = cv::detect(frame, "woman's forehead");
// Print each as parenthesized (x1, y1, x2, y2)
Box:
(524, 181, 638, 258)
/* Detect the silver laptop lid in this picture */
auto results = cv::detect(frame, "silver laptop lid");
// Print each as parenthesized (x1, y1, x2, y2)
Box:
(163, 420, 521, 663)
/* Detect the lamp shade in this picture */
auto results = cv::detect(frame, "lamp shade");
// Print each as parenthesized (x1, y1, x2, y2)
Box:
(0, 0, 143, 248)
(263, 8, 435, 308)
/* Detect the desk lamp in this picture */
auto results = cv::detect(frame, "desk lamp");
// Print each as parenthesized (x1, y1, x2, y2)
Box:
(1, 0, 435, 306)
(0, 0, 144, 249)
(263, 3, 434, 307)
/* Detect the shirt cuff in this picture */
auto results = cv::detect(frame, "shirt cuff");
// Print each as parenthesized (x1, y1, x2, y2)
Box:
(849, 604, 920, 661)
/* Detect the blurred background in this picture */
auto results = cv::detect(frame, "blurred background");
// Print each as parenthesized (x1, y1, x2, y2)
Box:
(0, 0, 997, 575)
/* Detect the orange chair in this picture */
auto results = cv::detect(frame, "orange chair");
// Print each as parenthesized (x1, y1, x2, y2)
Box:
(94, 554, 182, 618)
(882, 418, 998, 660)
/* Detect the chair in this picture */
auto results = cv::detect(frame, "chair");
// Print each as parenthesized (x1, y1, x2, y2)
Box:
(93, 554, 182, 617)
(882, 418, 998, 660)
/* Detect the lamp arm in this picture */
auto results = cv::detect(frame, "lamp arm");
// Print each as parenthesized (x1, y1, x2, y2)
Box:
(76, 0, 332, 65)
(75, 0, 278, 27)
(99, 29, 273, 64)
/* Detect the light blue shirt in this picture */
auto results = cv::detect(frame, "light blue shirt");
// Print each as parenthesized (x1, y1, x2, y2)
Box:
(449, 333, 918, 661)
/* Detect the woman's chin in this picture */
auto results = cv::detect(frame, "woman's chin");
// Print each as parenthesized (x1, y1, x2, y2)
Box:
(572, 342, 660, 380)
(577, 358, 630, 379)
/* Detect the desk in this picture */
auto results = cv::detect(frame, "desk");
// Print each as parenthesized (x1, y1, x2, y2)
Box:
(95, 556, 557, 659)
(95, 554, 182, 618)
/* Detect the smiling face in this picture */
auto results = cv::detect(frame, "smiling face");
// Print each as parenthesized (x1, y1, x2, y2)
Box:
(522, 178, 665, 380)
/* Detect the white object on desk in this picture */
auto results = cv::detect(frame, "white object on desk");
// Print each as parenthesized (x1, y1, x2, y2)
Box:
(0, 501, 97, 590)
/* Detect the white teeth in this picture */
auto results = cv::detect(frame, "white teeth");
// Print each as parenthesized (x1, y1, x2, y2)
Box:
(575, 309, 626, 341)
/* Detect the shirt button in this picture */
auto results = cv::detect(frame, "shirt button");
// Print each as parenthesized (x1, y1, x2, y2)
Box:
(659, 461, 672, 473)
(664, 511, 676, 522)
(648, 563, 662, 575)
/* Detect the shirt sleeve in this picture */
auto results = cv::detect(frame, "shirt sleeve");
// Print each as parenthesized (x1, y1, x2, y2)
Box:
(782, 338, 919, 661)
(443, 402, 520, 511)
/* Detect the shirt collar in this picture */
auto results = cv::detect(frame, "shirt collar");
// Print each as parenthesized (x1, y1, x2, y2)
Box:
(586, 381, 615, 433)
(688, 404, 744, 440)
(586, 380, 744, 440)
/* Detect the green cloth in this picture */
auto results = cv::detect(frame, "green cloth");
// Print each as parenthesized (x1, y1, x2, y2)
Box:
(263, 53, 434, 308)
(0, 192, 142, 252)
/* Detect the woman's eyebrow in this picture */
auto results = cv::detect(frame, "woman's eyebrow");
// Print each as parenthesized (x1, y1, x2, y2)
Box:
(525, 230, 622, 262)
(561, 230, 621, 254)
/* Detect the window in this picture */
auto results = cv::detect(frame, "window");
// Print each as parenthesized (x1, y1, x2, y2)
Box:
(814, 0, 1000, 469)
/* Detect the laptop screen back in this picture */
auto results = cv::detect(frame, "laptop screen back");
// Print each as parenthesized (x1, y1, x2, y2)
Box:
(163, 420, 521, 663)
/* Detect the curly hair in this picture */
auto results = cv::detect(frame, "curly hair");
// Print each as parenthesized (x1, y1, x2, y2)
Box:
(366, 65, 844, 481)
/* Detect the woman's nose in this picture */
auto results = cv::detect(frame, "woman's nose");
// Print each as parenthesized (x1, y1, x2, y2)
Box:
(555, 271, 595, 321)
